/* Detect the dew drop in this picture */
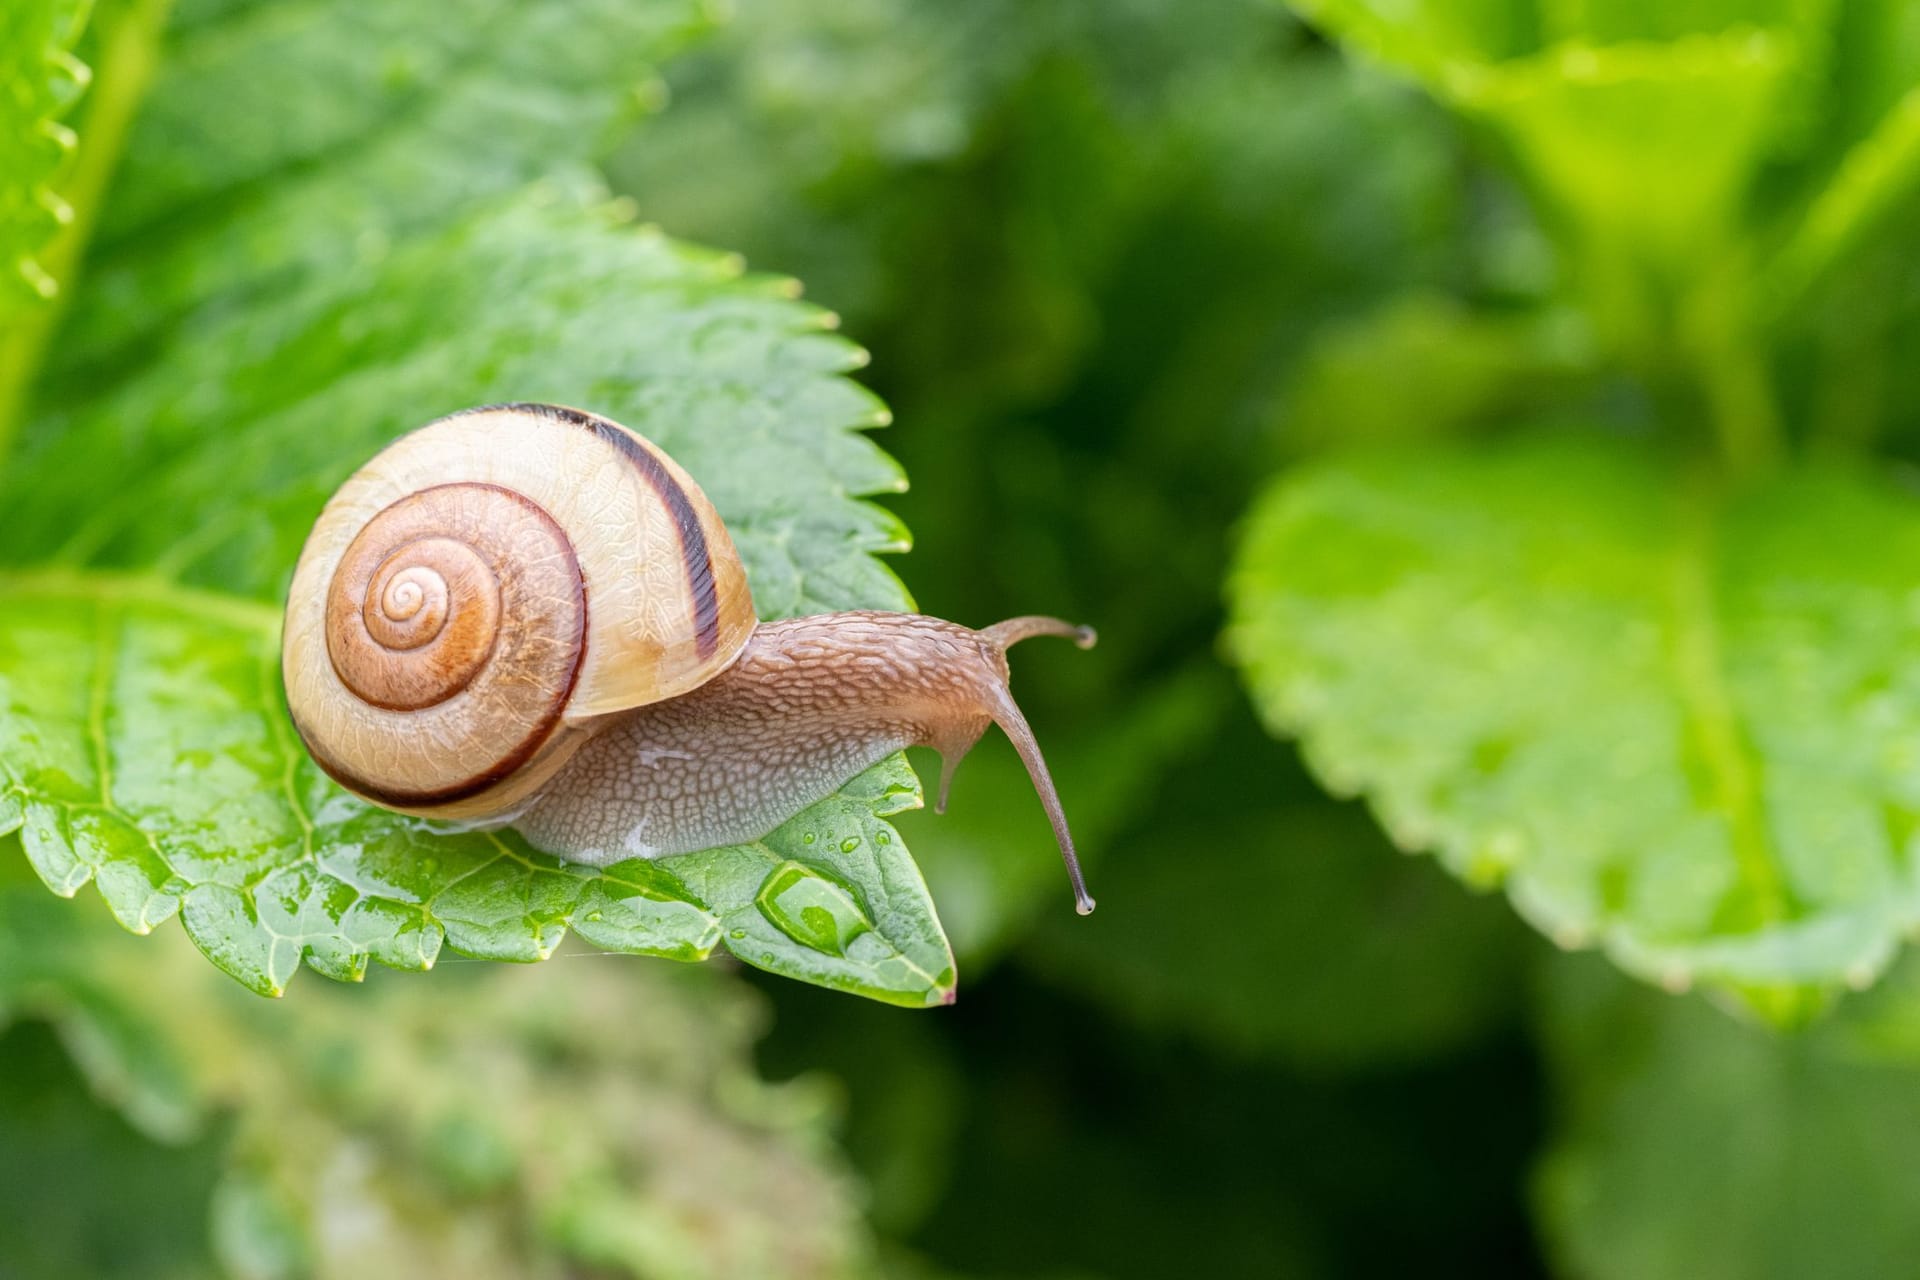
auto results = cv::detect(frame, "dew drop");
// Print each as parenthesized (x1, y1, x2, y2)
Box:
(840, 837, 860, 853)
(753, 861, 874, 957)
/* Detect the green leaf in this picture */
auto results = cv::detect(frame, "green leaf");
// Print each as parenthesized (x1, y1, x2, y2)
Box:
(0, 879, 881, 1278)
(1289, 6, 1815, 279)
(56, 0, 707, 361)
(1535, 952, 1920, 1280)
(7, 0, 909, 620)
(1449, 34, 1797, 286)
(0, 573, 950, 1003)
(0, 0, 91, 309)
(0, 0, 953, 1003)
(9, 186, 908, 616)
(670, 762, 954, 1005)
(1227, 435, 1920, 1020)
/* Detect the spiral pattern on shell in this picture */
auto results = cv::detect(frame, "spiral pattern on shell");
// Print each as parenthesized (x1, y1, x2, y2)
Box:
(333, 533, 499, 709)
(282, 403, 758, 822)
(308, 482, 587, 808)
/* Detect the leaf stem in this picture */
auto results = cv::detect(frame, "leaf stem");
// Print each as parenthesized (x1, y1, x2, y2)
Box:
(1700, 329, 1784, 477)
(0, 0, 172, 470)
(1684, 261, 1785, 479)
(1668, 469, 1791, 937)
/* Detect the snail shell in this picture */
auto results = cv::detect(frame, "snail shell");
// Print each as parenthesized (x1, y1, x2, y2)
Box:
(281, 403, 755, 820)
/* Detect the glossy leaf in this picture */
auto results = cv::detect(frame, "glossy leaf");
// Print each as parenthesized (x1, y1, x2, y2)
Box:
(0, 0, 957, 1003)
(0, 0, 90, 309)
(5, 0, 907, 618)
(7, 186, 908, 616)
(1228, 436, 1920, 1020)
(55, 0, 704, 356)
(0, 572, 950, 1004)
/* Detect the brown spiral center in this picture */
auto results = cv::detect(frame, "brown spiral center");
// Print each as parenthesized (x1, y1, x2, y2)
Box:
(307, 481, 587, 811)
(367, 562, 446, 648)
(327, 524, 503, 712)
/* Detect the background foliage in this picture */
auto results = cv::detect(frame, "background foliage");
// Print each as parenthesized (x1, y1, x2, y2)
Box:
(9, 0, 1920, 1276)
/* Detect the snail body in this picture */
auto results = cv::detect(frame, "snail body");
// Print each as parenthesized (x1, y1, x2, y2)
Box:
(283, 404, 1096, 913)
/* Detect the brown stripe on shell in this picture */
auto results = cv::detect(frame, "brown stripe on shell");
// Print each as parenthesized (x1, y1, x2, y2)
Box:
(299, 717, 569, 811)
(478, 403, 723, 661)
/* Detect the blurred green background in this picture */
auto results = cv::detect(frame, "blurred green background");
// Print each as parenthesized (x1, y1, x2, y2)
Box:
(14, 0, 1920, 1276)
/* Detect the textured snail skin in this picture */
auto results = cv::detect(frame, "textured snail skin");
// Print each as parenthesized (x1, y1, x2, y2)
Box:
(517, 613, 1093, 877)
(285, 404, 1098, 913)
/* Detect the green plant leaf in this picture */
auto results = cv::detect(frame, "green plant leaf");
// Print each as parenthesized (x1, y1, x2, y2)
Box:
(0, 878, 881, 1277)
(51, 0, 706, 364)
(7, 186, 909, 617)
(1449, 34, 1796, 287)
(0, 0, 91, 309)
(1227, 434, 1920, 1021)
(1534, 951, 1920, 1280)
(1289, 5, 1814, 277)
(0, 573, 949, 1003)
(0, 0, 955, 1003)
(6, 0, 908, 622)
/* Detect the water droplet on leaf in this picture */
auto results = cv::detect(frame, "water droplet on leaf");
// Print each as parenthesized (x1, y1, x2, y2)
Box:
(753, 860, 874, 957)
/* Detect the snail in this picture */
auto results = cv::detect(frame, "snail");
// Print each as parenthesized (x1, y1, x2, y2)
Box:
(281, 403, 1097, 913)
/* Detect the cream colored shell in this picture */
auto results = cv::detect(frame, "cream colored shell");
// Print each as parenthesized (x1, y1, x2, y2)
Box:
(282, 403, 755, 820)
